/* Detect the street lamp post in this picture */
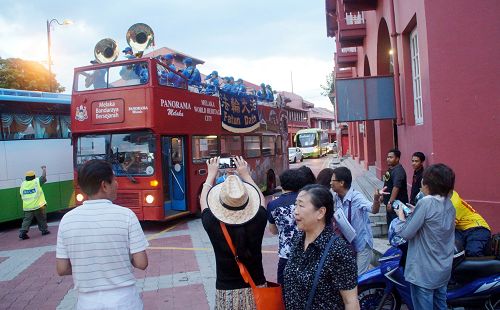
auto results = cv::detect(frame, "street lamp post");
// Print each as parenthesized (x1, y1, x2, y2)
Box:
(46, 18, 72, 92)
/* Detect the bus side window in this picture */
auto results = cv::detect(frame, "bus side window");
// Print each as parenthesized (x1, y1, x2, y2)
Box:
(244, 136, 261, 158)
(220, 135, 242, 156)
(192, 135, 219, 163)
(262, 136, 275, 157)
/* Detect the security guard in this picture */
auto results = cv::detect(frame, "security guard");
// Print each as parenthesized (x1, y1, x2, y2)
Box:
(19, 166, 50, 240)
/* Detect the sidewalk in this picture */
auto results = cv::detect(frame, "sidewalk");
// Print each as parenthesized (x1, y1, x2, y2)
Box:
(330, 156, 391, 265)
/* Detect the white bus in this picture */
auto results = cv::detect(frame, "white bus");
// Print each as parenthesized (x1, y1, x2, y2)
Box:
(0, 88, 74, 223)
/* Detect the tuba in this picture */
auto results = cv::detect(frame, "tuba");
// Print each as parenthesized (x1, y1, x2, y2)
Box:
(94, 38, 119, 63)
(126, 23, 154, 58)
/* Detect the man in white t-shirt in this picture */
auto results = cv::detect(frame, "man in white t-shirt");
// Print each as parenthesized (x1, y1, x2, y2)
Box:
(56, 160, 149, 310)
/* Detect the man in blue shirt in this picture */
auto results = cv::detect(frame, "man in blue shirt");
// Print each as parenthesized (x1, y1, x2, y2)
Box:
(122, 47, 136, 60)
(257, 83, 267, 101)
(331, 166, 383, 274)
(265, 84, 274, 102)
(181, 58, 201, 87)
(204, 70, 219, 95)
(160, 54, 183, 87)
(234, 78, 247, 96)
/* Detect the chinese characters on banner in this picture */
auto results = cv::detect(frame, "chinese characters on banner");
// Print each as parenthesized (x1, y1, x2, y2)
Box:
(220, 91, 260, 133)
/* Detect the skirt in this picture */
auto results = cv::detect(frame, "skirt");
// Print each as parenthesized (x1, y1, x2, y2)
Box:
(215, 287, 257, 310)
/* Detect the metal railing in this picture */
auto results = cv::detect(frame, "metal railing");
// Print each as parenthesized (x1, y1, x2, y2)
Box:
(341, 47, 357, 53)
(345, 12, 365, 25)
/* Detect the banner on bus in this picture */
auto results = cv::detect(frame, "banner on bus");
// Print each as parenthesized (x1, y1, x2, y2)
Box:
(220, 91, 260, 133)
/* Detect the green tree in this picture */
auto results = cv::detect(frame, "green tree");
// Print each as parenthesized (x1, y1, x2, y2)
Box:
(0, 57, 65, 92)
(320, 72, 335, 107)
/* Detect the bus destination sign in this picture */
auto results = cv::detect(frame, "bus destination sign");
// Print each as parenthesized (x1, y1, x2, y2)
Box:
(91, 99, 125, 124)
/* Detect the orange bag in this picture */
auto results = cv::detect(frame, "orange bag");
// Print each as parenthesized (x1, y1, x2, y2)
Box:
(220, 222, 285, 310)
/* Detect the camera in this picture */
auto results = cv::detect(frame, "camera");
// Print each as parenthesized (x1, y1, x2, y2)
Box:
(392, 200, 411, 216)
(219, 157, 236, 169)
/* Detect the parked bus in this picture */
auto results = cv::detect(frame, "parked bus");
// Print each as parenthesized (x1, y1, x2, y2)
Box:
(0, 88, 74, 223)
(71, 57, 288, 221)
(294, 128, 329, 158)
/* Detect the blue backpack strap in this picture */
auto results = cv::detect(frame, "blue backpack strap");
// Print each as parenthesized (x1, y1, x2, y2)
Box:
(305, 234, 338, 310)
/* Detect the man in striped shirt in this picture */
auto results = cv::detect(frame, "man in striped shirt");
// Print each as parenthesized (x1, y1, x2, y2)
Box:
(56, 160, 149, 310)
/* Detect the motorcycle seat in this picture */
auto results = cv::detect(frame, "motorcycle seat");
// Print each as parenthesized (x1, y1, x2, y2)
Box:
(453, 258, 500, 284)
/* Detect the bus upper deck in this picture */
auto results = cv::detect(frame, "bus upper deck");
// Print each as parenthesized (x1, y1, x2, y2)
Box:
(71, 58, 289, 221)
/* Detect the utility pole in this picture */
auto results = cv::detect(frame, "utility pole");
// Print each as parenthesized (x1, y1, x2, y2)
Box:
(290, 71, 294, 93)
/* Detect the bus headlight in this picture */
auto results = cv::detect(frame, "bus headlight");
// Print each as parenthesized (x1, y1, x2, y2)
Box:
(76, 193, 84, 202)
(145, 195, 155, 204)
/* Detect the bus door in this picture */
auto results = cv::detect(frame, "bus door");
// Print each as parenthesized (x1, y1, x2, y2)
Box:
(161, 136, 187, 212)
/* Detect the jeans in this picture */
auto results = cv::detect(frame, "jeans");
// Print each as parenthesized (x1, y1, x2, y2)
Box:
(455, 227, 491, 257)
(410, 283, 447, 310)
(277, 257, 288, 285)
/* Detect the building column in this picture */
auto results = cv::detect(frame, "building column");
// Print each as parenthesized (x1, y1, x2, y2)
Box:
(374, 120, 394, 178)
(363, 121, 376, 169)
(350, 122, 358, 159)
(356, 122, 365, 164)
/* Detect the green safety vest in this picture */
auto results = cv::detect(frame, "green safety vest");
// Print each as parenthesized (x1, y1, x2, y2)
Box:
(19, 178, 47, 211)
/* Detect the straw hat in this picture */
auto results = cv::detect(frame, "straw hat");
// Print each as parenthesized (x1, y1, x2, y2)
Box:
(207, 175, 261, 225)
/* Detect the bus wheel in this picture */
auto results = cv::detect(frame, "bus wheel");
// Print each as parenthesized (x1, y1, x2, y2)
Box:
(266, 170, 276, 194)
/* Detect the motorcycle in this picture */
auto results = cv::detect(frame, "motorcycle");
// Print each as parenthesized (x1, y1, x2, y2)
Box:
(357, 243, 500, 309)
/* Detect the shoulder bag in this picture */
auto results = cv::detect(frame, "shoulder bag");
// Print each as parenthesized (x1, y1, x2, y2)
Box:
(220, 222, 285, 310)
(305, 234, 338, 310)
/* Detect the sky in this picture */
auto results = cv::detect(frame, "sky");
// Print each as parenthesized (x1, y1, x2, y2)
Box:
(0, 0, 335, 110)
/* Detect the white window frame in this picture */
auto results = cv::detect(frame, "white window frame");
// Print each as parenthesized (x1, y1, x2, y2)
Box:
(410, 28, 423, 125)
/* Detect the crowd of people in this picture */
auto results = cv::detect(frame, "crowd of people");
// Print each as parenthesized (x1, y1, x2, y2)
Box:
(195, 148, 493, 309)
(154, 52, 275, 102)
(21, 138, 488, 308)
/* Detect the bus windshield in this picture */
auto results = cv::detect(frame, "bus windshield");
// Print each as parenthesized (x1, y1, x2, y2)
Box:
(296, 133, 317, 147)
(76, 131, 155, 176)
(75, 61, 149, 91)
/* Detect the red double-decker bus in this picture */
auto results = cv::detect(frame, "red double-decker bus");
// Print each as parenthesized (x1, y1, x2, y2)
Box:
(71, 57, 288, 221)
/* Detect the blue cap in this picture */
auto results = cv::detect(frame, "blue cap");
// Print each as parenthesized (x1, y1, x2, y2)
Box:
(163, 54, 173, 60)
(236, 78, 243, 83)
(183, 58, 193, 65)
(211, 70, 218, 76)
(261, 83, 266, 87)
(122, 47, 132, 53)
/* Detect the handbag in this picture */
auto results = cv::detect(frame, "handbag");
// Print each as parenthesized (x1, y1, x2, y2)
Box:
(220, 222, 285, 310)
(305, 235, 338, 310)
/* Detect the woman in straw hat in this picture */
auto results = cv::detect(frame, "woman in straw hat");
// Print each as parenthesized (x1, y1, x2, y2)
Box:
(200, 156, 267, 310)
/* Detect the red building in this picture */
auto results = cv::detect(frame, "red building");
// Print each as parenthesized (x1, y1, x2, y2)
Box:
(326, 0, 500, 230)
(280, 91, 312, 146)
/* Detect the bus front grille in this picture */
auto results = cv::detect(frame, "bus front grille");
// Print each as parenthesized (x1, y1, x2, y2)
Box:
(114, 192, 142, 217)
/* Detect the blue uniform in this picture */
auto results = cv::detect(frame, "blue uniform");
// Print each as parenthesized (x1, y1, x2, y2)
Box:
(266, 88, 274, 102)
(205, 77, 220, 95)
(257, 90, 266, 101)
(235, 83, 247, 96)
(182, 66, 201, 86)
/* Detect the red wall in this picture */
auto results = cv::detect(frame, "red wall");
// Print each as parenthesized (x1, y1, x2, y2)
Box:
(346, 0, 500, 230)
(422, 0, 500, 231)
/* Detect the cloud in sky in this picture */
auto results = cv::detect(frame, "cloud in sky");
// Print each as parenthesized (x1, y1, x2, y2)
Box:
(0, 0, 335, 109)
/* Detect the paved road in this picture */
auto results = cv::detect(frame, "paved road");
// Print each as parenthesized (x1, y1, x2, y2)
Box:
(0, 156, 332, 310)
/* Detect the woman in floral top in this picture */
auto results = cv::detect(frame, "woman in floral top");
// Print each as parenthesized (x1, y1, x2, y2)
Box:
(283, 184, 359, 310)
(267, 169, 308, 284)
